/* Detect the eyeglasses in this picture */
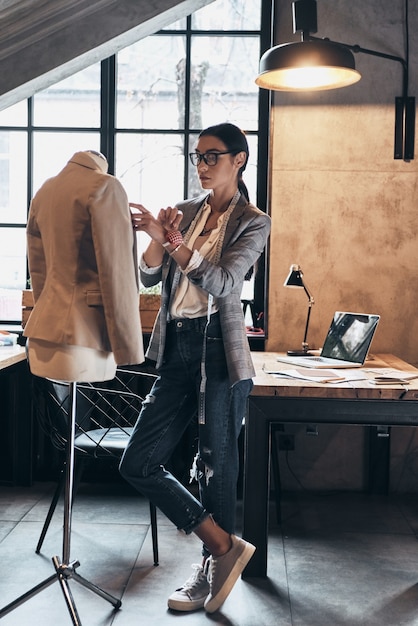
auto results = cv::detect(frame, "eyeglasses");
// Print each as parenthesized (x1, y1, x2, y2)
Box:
(189, 151, 234, 166)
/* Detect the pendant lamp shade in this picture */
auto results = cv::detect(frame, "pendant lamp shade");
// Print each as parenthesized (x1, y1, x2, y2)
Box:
(255, 40, 361, 91)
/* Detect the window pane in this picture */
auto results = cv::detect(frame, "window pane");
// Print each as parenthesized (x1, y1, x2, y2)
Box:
(115, 133, 184, 209)
(192, 0, 261, 30)
(32, 132, 99, 193)
(187, 133, 201, 198)
(0, 131, 28, 224)
(0, 101, 27, 126)
(116, 36, 186, 130)
(0, 287, 23, 321)
(0, 227, 26, 292)
(115, 133, 185, 259)
(33, 64, 101, 127)
(191, 36, 260, 130)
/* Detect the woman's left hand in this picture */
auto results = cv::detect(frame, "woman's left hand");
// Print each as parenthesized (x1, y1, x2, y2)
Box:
(130, 203, 166, 244)
(130, 202, 183, 247)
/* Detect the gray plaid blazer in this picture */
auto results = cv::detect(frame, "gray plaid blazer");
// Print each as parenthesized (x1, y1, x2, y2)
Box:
(141, 192, 271, 386)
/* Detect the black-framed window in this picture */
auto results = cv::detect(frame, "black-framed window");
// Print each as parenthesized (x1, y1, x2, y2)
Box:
(0, 0, 271, 328)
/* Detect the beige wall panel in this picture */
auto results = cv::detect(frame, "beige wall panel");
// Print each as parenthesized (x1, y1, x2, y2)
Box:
(271, 105, 411, 171)
(267, 154, 418, 365)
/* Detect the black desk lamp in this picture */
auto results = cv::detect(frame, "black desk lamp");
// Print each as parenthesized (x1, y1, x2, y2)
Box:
(284, 264, 315, 356)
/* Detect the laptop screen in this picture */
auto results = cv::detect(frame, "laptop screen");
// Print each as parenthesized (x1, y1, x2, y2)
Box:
(321, 312, 380, 363)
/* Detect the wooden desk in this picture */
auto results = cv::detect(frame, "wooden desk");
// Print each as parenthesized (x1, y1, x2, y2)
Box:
(242, 353, 418, 578)
(0, 345, 26, 370)
(0, 346, 32, 485)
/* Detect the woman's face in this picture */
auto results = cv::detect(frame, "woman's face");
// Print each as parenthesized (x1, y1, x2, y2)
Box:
(194, 135, 246, 193)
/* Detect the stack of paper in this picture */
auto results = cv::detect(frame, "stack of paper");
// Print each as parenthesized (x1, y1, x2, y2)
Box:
(263, 368, 366, 384)
(365, 368, 418, 385)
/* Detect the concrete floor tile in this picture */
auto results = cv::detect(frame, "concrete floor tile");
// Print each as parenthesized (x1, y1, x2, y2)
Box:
(2, 485, 418, 625)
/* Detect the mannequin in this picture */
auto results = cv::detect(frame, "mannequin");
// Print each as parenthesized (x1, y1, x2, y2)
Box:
(27, 340, 118, 383)
(25, 150, 144, 383)
(85, 149, 108, 173)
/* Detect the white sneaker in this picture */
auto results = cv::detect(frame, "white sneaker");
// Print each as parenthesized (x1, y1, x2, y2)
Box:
(204, 535, 256, 613)
(167, 563, 210, 612)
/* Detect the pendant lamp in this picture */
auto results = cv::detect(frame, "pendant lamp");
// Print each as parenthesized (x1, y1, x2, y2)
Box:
(256, 0, 414, 160)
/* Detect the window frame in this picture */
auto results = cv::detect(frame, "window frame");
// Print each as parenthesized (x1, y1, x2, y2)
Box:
(0, 0, 272, 335)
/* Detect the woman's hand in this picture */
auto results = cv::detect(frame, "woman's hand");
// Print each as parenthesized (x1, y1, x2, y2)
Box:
(157, 206, 183, 233)
(130, 203, 165, 244)
(130, 203, 183, 246)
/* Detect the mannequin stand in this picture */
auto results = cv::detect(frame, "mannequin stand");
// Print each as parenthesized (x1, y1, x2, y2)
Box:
(0, 381, 121, 625)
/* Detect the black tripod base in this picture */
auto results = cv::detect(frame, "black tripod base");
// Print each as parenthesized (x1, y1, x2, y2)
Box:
(0, 381, 122, 625)
(0, 556, 121, 625)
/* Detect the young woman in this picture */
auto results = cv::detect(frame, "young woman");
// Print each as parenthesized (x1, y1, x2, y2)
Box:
(120, 123, 271, 614)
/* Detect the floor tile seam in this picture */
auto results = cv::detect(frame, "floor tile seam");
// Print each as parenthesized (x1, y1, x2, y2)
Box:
(281, 528, 416, 537)
(0, 500, 47, 523)
(70, 521, 153, 527)
(111, 530, 154, 611)
(0, 521, 19, 544)
(19, 519, 172, 529)
(19, 493, 57, 523)
(1, 518, 153, 528)
(281, 535, 295, 626)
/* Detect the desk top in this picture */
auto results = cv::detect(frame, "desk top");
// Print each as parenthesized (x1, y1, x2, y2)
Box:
(0, 345, 26, 371)
(250, 353, 418, 401)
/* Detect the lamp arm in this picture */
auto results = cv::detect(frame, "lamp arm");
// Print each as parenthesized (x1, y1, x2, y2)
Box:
(308, 35, 408, 97)
(302, 284, 315, 305)
(308, 34, 414, 160)
(302, 298, 314, 350)
(351, 43, 408, 100)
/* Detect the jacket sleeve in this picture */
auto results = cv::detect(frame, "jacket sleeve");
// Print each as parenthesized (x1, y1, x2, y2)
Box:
(186, 210, 271, 298)
(26, 199, 46, 302)
(89, 177, 144, 365)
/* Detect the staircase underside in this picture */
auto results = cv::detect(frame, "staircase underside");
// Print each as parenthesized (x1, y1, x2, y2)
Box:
(0, 0, 215, 109)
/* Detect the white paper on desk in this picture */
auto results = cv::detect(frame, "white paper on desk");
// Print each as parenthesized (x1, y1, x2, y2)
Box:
(364, 368, 418, 383)
(267, 368, 366, 383)
(365, 368, 418, 378)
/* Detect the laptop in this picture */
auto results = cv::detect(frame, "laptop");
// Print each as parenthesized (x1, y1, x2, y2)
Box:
(276, 311, 380, 369)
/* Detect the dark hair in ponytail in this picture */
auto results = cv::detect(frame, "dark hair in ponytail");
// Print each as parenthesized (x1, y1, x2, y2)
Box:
(199, 123, 250, 201)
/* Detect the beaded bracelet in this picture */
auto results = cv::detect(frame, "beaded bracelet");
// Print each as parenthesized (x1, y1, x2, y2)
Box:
(165, 230, 183, 247)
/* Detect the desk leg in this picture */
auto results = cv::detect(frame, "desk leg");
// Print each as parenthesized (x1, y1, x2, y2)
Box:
(0, 359, 32, 486)
(368, 425, 390, 494)
(13, 362, 33, 486)
(242, 398, 269, 578)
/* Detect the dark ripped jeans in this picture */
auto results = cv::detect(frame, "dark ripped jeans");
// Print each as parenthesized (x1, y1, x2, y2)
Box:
(119, 314, 252, 555)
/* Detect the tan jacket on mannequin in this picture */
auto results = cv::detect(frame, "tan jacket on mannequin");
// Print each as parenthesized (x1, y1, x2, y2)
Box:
(24, 151, 144, 381)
